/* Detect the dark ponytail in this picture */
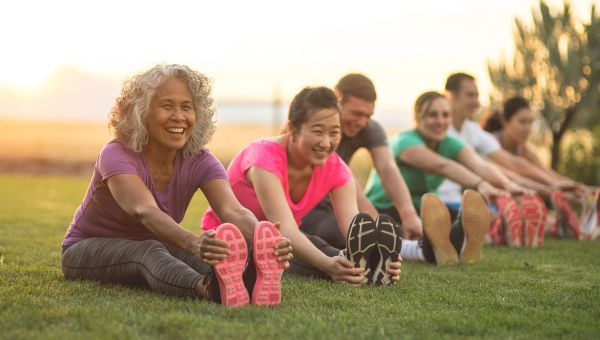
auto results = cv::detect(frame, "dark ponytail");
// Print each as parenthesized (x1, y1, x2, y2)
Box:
(481, 108, 503, 133)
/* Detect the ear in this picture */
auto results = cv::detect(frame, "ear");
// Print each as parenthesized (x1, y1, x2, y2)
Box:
(285, 120, 299, 135)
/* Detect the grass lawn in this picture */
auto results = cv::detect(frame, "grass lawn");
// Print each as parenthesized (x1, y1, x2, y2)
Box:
(0, 174, 599, 339)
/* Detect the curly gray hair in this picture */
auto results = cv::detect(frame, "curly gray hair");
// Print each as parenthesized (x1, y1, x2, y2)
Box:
(108, 64, 216, 158)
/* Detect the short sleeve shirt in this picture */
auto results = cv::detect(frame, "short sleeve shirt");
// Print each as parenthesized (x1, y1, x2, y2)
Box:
(336, 119, 388, 163)
(438, 120, 502, 203)
(492, 131, 525, 157)
(447, 120, 501, 156)
(62, 139, 228, 247)
(201, 138, 352, 230)
(365, 129, 465, 209)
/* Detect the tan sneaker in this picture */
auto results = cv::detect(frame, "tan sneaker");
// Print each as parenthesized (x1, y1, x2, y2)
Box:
(460, 190, 491, 264)
(421, 193, 459, 266)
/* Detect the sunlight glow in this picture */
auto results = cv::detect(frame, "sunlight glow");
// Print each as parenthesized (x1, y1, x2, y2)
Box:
(0, 0, 596, 118)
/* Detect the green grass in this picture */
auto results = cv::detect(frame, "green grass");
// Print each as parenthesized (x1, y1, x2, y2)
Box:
(0, 174, 599, 339)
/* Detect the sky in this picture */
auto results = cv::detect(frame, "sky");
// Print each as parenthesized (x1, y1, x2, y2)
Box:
(0, 0, 596, 123)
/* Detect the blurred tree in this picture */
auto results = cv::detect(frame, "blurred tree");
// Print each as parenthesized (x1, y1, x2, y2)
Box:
(488, 1, 600, 169)
(559, 126, 600, 186)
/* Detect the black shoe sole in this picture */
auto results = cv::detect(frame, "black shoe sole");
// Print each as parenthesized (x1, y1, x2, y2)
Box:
(373, 214, 402, 285)
(346, 213, 377, 283)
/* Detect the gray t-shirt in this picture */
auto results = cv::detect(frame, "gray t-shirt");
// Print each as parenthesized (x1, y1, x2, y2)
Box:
(336, 119, 388, 163)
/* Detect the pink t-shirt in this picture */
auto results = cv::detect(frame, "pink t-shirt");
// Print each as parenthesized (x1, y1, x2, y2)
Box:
(202, 138, 352, 230)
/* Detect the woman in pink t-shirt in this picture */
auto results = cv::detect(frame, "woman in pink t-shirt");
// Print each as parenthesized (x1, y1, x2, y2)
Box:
(203, 87, 402, 285)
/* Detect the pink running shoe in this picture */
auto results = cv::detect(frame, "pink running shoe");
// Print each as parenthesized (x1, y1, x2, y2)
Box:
(535, 195, 548, 247)
(596, 189, 600, 224)
(252, 221, 285, 306)
(549, 219, 561, 238)
(551, 191, 581, 239)
(497, 196, 523, 247)
(521, 194, 547, 249)
(581, 189, 600, 240)
(214, 223, 250, 307)
(489, 214, 505, 245)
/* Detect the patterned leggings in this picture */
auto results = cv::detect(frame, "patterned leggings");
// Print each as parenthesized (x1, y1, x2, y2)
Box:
(61, 238, 212, 298)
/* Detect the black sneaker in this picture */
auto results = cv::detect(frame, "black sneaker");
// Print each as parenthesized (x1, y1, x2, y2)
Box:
(346, 213, 377, 283)
(373, 214, 402, 285)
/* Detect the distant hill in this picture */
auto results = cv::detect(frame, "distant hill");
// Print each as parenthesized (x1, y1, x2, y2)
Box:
(0, 67, 412, 128)
(0, 66, 120, 122)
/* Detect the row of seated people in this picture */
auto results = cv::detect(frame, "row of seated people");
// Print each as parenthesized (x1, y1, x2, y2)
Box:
(60, 64, 599, 307)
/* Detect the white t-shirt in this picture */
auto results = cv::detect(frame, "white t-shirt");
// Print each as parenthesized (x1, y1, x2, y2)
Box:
(438, 120, 501, 203)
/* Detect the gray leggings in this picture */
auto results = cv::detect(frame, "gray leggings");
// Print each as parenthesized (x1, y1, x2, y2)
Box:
(61, 238, 212, 298)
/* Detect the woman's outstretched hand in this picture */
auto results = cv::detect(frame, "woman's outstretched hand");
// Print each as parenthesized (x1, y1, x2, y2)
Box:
(478, 181, 509, 202)
(272, 222, 293, 268)
(189, 230, 230, 266)
(387, 258, 402, 284)
(324, 256, 367, 285)
(402, 214, 423, 240)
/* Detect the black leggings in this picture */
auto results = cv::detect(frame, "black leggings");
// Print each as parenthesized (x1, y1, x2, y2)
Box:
(290, 203, 355, 279)
(300, 202, 346, 249)
(61, 238, 212, 298)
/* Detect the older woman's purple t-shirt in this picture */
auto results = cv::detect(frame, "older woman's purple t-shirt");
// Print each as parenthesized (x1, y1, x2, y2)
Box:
(62, 139, 228, 247)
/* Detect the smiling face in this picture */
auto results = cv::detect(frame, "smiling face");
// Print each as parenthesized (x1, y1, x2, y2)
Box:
(416, 97, 451, 143)
(290, 107, 341, 166)
(145, 76, 195, 153)
(503, 107, 534, 145)
(338, 95, 375, 137)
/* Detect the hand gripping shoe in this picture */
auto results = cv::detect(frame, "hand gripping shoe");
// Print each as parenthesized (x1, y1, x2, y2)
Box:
(252, 221, 285, 306)
(373, 214, 402, 285)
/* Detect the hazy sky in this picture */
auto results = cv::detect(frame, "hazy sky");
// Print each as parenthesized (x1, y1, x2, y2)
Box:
(0, 0, 596, 119)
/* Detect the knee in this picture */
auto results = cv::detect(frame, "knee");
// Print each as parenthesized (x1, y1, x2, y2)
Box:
(140, 239, 164, 249)
(139, 239, 169, 259)
(60, 245, 79, 280)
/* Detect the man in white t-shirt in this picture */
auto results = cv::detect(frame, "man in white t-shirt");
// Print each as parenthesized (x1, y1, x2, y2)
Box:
(439, 73, 540, 207)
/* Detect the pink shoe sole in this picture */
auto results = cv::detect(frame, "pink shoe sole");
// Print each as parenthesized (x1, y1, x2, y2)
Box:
(489, 214, 505, 245)
(596, 189, 600, 227)
(551, 191, 581, 239)
(498, 196, 523, 247)
(252, 221, 285, 306)
(521, 194, 547, 249)
(214, 223, 250, 307)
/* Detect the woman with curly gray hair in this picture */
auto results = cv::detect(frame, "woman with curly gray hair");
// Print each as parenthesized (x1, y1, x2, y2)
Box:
(60, 64, 292, 307)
